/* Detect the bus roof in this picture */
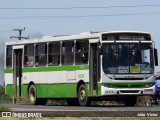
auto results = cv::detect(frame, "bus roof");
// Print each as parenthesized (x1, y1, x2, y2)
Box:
(6, 30, 151, 45)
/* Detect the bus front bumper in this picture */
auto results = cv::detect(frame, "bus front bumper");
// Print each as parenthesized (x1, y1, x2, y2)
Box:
(101, 85, 155, 96)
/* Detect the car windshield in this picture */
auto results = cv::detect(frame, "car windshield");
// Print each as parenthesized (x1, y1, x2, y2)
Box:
(102, 43, 154, 74)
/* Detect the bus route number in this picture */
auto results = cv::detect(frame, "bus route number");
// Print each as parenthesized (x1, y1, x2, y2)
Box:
(130, 66, 140, 73)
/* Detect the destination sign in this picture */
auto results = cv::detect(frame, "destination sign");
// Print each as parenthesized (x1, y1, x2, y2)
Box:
(119, 35, 145, 40)
(102, 33, 151, 41)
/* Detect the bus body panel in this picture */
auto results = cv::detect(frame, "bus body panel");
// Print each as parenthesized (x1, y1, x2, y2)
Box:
(5, 67, 90, 98)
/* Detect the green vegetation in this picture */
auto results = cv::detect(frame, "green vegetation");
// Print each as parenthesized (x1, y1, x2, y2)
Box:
(0, 85, 12, 103)
(136, 96, 148, 106)
(0, 105, 10, 111)
(0, 85, 11, 111)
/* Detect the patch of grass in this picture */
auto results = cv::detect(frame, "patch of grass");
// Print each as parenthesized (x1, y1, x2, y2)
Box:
(47, 99, 67, 105)
(0, 85, 12, 103)
(93, 101, 123, 106)
(136, 96, 148, 106)
(0, 106, 11, 111)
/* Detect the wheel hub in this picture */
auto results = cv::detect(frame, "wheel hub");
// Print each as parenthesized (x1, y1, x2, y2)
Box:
(80, 90, 86, 101)
(30, 89, 35, 102)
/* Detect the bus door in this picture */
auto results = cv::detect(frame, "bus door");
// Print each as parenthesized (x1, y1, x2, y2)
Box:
(13, 46, 23, 98)
(89, 39, 100, 96)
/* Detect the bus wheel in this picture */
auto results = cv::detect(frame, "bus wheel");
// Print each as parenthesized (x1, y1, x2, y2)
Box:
(78, 84, 91, 106)
(28, 84, 47, 105)
(124, 96, 137, 106)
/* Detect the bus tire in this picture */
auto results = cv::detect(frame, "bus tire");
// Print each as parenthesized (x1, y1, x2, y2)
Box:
(28, 84, 47, 105)
(78, 84, 91, 106)
(124, 96, 137, 106)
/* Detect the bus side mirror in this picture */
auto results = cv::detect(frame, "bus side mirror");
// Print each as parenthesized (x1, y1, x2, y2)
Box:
(154, 48, 158, 66)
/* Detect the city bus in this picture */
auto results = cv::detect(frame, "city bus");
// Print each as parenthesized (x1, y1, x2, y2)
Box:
(4, 30, 158, 106)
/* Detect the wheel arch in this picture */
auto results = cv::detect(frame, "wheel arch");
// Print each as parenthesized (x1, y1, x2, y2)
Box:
(77, 80, 86, 95)
(28, 81, 35, 95)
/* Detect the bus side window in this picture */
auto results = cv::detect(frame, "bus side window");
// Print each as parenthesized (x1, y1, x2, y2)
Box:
(24, 44, 34, 67)
(75, 40, 89, 64)
(62, 41, 74, 65)
(35, 43, 47, 66)
(6, 46, 12, 68)
(48, 42, 60, 66)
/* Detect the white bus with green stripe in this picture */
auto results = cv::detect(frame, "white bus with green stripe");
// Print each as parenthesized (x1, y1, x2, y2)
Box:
(4, 31, 158, 106)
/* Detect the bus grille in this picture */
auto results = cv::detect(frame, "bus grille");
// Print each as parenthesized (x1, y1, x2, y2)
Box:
(116, 85, 144, 88)
(114, 78, 144, 80)
(120, 90, 140, 93)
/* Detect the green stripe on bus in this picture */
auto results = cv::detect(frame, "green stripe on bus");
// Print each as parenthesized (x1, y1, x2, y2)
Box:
(4, 65, 89, 73)
(5, 84, 14, 97)
(4, 68, 13, 73)
(103, 82, 154, 88)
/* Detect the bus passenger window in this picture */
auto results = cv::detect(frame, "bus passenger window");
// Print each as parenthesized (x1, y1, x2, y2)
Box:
(62, 41, 74, 65)
(48, 42, 60, 66)
(75, 40, 89, 64)
(24, 44, 34, 67)
(35, 43, 47, 66)
(6, 46, 12, 68)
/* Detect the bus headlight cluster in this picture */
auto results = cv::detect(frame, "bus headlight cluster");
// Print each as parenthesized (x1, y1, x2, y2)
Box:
(146, 83, 154, 88)
(102, 83, 112, 88)
(104, 84, 112, 88)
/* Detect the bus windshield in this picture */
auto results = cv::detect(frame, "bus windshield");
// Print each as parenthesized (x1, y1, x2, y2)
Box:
(102, 43, 154, 74)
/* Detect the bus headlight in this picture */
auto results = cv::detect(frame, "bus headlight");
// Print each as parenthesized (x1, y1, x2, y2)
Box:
(102, 83, 112, 88)
(146, 84, 149, 87)
(108, 84, 112, 88)
(106, 84, 112, 88)
(146, 83, 154, 88)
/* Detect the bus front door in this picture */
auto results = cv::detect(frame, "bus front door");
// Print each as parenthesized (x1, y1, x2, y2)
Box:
(89, 42, 100, 96)
(13, 48, 23, 99)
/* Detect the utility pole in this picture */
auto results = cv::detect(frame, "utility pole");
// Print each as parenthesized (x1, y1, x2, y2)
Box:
(10, 27, 29, 40)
